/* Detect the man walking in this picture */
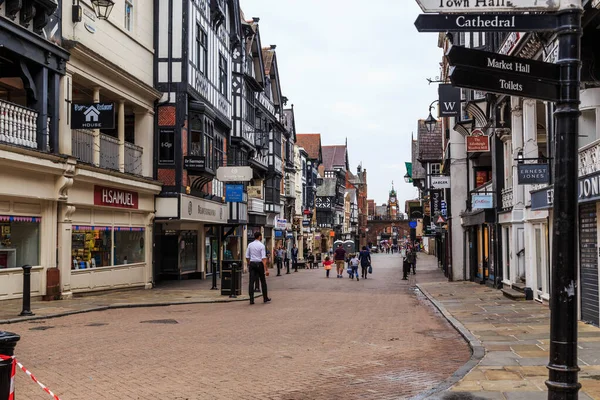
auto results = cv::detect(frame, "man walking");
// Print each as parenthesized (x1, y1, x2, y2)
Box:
(334, 243, 346, 278)
(291, 244, 299, 268)
(246, 231, 271, 304)
(275, 245, 285, 276)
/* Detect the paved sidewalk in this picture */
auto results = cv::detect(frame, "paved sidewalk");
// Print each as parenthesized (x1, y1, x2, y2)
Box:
(414, 253, 600, 400)
(0, 275, 250, 324)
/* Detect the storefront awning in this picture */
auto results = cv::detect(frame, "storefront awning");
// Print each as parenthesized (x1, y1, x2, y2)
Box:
(460, 209, 495, 227)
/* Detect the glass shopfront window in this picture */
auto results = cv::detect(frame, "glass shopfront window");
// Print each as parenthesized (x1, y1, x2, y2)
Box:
(224, 227, 243, 261)
(114, 228, 145, 265)
(71, 226, 145, 270)
(72, 227, 112, 269)
(0, 216, 40, 269)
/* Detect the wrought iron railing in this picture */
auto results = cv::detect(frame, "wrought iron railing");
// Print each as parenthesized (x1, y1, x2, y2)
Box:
(100, 134, 119, 170)
(125, 142, 143, 175)
(72, 129, 95, 164)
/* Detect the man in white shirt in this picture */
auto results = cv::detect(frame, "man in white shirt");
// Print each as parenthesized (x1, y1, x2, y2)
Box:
(245, 231, 270, 305)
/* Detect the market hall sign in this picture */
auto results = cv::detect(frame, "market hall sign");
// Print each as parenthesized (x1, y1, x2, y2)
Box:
(517, 164, 550, 185)
(414, 13, 558, 32)
(71, 103, 115, 130)
(94, 185, 138, 209)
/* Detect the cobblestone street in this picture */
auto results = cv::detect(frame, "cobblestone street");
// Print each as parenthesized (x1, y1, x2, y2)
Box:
(4, 254, 469, 400)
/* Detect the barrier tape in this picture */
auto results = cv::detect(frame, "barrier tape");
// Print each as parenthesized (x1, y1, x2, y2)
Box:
(0, 355, 61, 400)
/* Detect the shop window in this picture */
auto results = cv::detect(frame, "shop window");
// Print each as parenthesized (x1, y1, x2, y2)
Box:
(114, 228, 145, 265)
(475, 168, 492, 188)
(219, 53, 227, 96)
(72, 227, 112, 269)
(0, 217, 40, 269)
(189, 113, 214, 169)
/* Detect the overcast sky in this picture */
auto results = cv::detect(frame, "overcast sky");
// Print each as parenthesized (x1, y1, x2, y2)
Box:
(242, 0, 441, 208)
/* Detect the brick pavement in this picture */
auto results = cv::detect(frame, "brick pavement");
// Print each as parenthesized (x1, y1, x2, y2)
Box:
(2, 253, 470, 399)
(415, 253, 600, 400)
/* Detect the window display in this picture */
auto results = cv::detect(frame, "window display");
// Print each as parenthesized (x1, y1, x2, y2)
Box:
(0, 216, 40, 269)
(114, 228, 145, 265)
(71, 226, 112, 269)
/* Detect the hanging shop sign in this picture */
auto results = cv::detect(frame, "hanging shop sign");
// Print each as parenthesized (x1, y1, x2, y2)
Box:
(415, 0, 559, 13)
(438, 84, 460, 117)
(247, 186, 263, 199)
(517, 164, 550, 185)
(466, 134, 490, 153)
(216, 166, 253, 182)
(472, 194, 493, 209)
(430, 190, 443, 217)
(431, 175, 451, 189)
(276, 218, 287, 230)
(94, 185, 138, 209)
(415, 13, 559, 32)
(441, 200, 448, 217)
(578, 171, 600, 203)
(71, 103, 115, 129)
(183, 156, 206, 172)
(225, 184, 244, 203)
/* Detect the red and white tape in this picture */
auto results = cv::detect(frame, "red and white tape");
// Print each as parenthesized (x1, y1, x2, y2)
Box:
(0, 355, 61, 400)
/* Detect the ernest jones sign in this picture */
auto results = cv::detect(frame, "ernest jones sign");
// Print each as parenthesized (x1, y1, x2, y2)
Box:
(94, 186, 138, 209)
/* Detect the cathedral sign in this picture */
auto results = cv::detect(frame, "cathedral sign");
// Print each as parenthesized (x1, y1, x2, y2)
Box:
(415, 0, 559, 13)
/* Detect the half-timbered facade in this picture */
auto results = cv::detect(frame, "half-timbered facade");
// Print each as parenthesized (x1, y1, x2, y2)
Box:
(153, 0, 244, 280)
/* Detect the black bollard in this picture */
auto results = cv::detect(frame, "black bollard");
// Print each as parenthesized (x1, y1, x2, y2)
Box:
(229, 263, 238, 299)
(0, 331, 20, 400)
(20, 265, 34, 317)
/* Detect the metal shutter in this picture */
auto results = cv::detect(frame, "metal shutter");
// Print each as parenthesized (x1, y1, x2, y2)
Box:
(580, 203, 599, 326)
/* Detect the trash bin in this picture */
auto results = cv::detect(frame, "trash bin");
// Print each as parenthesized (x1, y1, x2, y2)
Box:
(221, 260, 242, 296)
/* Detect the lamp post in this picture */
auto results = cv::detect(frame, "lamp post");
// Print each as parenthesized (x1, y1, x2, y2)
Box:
(404, 173, 411, 183)
(424, 100, 439, 134)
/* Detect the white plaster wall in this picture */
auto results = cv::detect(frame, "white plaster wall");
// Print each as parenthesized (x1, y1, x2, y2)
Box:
(449, 124, 468, 281)
(62, 0, 154, 87)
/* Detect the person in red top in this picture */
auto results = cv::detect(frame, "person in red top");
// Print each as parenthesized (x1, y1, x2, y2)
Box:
(334, 243, 347, 278)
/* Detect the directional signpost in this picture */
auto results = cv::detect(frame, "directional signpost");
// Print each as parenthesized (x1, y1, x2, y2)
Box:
(413, 0, 583, 398)
(415, 13, 559, 32)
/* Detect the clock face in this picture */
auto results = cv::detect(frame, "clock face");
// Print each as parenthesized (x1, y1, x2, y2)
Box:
(390, 197, 396, 203)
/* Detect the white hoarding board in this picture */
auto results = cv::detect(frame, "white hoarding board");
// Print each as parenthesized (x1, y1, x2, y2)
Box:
(431, 176, 451, 189)
(416, 0, 559, 13)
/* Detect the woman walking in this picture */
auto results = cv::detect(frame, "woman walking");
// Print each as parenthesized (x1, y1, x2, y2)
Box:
(359, 246, 371, 279)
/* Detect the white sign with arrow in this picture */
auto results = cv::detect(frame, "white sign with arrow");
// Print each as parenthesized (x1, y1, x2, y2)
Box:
(415, 0, 559, 13)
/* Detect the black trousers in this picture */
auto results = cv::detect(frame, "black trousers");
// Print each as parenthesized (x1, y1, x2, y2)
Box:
(249, 262, 268, 302)
(361, 266, 369, 279)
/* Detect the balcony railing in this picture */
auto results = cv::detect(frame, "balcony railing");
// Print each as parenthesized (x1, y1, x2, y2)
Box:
(248, 198, 265, 214)
(72, 129, 94, 164)
(100, 134, 119, 170)
(501, 187, 513, 210)
(0, 99, 40, 149)
(579, 138, 600, 177)
(125, 142, 143, 175)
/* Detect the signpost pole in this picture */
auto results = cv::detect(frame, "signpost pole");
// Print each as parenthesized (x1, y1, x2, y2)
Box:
(546, 1, 582, 399)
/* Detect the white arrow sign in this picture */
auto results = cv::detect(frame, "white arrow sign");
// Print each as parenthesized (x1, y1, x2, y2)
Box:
(416, 0, 559, 13)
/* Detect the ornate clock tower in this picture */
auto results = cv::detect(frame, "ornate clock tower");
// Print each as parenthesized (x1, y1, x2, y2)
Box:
(387, 182, 398, 219)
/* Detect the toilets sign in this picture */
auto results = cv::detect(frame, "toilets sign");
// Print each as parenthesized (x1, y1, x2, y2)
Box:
(71, 103, 115, 129)
(415, 0, 559, 13)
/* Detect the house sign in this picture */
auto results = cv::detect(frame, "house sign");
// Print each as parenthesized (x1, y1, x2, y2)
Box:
(578, 171, 600, 203)
(71, 103, 115, 129)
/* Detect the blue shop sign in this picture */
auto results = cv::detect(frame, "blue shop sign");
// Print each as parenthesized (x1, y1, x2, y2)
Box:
(409, 221, 418, 229)
(225, 184, 244, 203)
(579, 171, 600, 203)
(274, 230, 284, 238)
(531, 186, 554, 210)
(472, 194, 493, 209)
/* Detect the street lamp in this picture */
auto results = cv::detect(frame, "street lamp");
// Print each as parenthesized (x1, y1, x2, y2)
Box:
(91, 0, 115, 20)
(424, 100, 439, 134)
(404, 173, 411, 183)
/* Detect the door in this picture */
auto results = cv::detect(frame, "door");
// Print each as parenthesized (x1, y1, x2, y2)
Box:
(159, 235, 178, 274)
(535, 227, 543, 297)
(580, 203, 599, 326)
(205, 237, 219, 276)
(517, 228, 525, 282)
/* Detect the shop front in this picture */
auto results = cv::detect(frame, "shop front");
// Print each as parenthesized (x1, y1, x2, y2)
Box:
(461, 209, 495, 283)
(155, 194, 228, 281)
(0, 155, 72, 300)
(61, 181, 159, 295)
(578, 171, 600, 326)
(529, 186, 553, 303)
